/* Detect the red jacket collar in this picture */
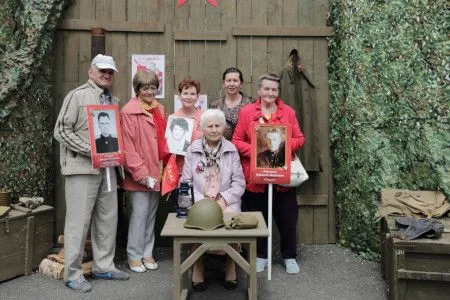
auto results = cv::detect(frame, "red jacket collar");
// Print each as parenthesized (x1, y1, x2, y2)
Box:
(126, 97, 164, 115)
(124, 97, 166, 127)
(252, 98, 285, 122)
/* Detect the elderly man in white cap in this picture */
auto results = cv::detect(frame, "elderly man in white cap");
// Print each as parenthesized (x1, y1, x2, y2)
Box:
(54, 54, 129, 293)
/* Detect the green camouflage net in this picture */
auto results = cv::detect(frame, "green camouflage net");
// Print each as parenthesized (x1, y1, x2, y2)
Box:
(0, 1, 67, 203)
(329, 0, 449, 261)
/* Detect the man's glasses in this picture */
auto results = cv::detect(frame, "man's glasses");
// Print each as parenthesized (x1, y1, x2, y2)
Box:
(99, 69, 115, 75)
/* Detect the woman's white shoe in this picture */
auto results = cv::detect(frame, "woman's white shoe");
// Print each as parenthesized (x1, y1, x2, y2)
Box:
(143, 261, 158, 270)
(129, 264, 146, 273)
(129, 260, 146, 273)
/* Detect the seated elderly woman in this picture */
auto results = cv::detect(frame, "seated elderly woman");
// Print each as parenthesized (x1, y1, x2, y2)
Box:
(180, 108, 245, 291)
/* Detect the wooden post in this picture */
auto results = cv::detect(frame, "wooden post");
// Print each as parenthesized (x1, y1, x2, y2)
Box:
(268, 184, 273, 280)
(24, 216, 35, 275)
(91, 28, 105, 59)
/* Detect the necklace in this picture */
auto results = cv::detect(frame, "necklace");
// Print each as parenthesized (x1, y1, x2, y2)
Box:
(181, 107, 197, 117)
(261, 104, 277, 115)
(225, 94, 242, 109)
(139, 98, 157, 110)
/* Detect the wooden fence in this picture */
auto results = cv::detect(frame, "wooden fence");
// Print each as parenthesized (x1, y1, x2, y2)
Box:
(53, 0, 335, 244)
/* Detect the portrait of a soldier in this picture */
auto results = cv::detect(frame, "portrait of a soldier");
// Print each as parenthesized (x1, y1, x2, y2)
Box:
(256, 128, 286, 168)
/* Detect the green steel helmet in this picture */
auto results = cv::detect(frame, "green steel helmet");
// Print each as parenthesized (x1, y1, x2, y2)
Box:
(184, 199, 225, 230)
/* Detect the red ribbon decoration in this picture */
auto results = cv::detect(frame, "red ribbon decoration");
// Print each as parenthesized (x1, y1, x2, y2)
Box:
(177, 0, 218, 8)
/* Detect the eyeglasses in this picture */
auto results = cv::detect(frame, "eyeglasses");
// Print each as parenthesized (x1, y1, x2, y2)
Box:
(99, 69, 115, 75)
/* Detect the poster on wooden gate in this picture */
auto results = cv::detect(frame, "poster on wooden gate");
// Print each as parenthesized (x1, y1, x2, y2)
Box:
(250, 123, 291, 185)
(87, 105, 124, 169)
(131, 54, 165, 99)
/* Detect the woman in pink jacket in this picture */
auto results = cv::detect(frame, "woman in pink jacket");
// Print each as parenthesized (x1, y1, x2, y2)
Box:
(166, 78, 204, 211)
(121, 71, 169, 273)
(180, 109, 245, 291)
(232, 73, 305, 275)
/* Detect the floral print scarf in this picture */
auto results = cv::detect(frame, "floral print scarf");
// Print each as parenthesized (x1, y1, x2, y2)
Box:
(202, 138, 222, 199)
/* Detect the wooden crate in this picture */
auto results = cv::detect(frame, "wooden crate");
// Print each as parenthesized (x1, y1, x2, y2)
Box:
(381, 216, 450, 300)
(0, 205, 54, 282)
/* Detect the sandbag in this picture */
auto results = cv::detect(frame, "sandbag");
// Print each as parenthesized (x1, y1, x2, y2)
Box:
(225, 213, 259, 229)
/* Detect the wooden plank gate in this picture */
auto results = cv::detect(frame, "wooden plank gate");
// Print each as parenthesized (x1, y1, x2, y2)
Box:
(53, 0, 335, 245)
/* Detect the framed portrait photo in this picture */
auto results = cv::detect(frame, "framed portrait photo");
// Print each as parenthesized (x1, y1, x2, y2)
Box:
(249, 123, 292, 185)
(86, 105, 124, 168)
(165, 115, 194, 156)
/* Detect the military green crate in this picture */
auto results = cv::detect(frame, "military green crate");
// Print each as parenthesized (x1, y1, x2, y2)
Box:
(0, 205, 54, 282)
(381, 216, 450, 300)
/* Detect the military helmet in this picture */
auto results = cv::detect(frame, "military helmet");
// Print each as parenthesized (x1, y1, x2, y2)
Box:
(184, 199, 224, 230)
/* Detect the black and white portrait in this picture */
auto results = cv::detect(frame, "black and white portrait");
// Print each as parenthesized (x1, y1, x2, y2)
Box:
(94, 111, 119, 153)
(165, 116, 194, 155)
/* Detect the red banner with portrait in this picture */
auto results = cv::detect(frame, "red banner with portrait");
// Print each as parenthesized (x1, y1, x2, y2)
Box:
(87, 105, 124, 169)
(249, 123, 291, 185)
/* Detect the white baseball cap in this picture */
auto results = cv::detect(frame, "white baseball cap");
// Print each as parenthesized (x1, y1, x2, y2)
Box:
(91, 54, 118, 72)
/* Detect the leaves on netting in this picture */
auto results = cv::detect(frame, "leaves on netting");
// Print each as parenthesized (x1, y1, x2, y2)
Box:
(329, 0, 449, 261)
(0, 1, 67, 203)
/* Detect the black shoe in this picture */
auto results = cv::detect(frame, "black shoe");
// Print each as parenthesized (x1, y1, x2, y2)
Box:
(224, 279, 238, 290)
(192, 281, 206, 292)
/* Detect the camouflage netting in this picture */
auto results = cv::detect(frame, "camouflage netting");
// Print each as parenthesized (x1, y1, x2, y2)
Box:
(0, 1, 67, 204)
(1, 0, 448, 261)
(329, 0, 449, 260)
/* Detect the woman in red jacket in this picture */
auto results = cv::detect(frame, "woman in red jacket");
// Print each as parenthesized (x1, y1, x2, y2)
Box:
(232, 73, 305, 275)
(121, 71, 169, 273)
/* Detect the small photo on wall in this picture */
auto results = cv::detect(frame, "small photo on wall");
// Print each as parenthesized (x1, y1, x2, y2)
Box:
(131, 54, 165, 99)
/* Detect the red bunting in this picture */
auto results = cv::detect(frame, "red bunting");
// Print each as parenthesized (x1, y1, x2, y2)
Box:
(161, 154, 180, 196)
(177, 0, 218, 8)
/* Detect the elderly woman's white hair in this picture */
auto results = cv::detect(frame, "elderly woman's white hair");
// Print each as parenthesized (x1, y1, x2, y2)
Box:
(200, 109, 226, 130)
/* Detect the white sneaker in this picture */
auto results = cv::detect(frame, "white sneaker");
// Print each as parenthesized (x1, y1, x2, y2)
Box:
(284, 259, 300, 274)
(142, 258, 158, 270)
(256, 257, 268, 273)
(129, 260, 146, 273)
(66, 276, 92, 293)
(143, 261, 158, 270)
